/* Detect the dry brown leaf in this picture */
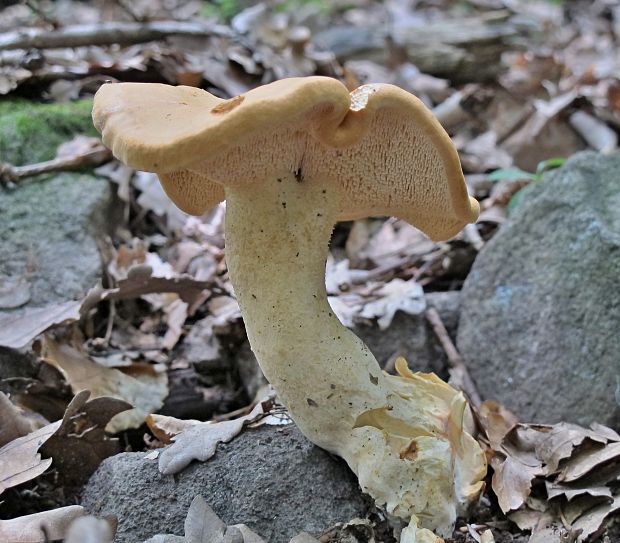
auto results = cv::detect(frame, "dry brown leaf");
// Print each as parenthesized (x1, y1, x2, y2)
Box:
(0, 392, 43, 447)
(460, 131, 513, 172)
(477, 400, 519, 450)
(477, 205, 506, 225)
(147, 414, 201, 444)
(94, 161, 134, 202)
(206, 295, 242, 325)
(143, 495, 267, 543)
(40, 335, 168, 433)
(96, 264, 211, 308)
(490, 454, 543, 513)
(536, 422, 611, 473)
(527, 522, 580, 543)
(589, 423, 620, 442)
(182, 496, 226, 543)
(546, 481, 612, 502)
(558, 442, 620, 483)
(289, 534, 319, 543)
(508, 498, 551, 531)
(571, 495, 620, 541)
(0, 300, 81, 349)
(0, 505, 85, 543)
(354, 219, 435, 266)
(500, 92, 583, 171)
(486, 408, 620, 538)
(158, 396, 275, 475)
(0, 420, 61, 494)
(0, 266, 209, 351)
(41, 391, 131, 487)
(562, 494, 608, 525)
(326, 258, 426, 330)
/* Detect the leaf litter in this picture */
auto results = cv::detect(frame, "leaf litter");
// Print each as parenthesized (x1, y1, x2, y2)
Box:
(0, 0, 619, 541)
(477, 400, 620, 541)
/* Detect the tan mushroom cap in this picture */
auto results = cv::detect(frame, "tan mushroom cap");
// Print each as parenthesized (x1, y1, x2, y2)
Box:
(93, 76, 479, 240)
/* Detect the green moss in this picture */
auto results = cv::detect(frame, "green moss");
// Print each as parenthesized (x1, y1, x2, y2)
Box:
(0, 98, 96, 165)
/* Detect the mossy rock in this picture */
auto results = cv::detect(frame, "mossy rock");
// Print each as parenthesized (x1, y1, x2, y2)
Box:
(0, 98, 111, 310)
(0, 98, 96, 165)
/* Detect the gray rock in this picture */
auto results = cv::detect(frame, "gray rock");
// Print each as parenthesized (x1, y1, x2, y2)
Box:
(0, 173, 111, 309)
(81, 424, 369, 543)
(457, 152, 620, 427)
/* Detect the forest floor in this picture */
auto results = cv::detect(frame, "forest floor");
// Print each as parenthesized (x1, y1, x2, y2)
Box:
(0, 0, 619, 542)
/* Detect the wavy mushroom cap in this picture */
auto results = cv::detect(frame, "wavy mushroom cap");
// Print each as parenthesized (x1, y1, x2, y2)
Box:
(93, 76, 479, 240)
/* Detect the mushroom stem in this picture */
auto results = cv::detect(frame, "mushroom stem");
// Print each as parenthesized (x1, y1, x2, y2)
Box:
(225, 172, 485, 538)
(225, 171, 383, 449)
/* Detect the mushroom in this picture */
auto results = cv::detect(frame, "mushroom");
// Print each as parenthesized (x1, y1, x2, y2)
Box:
(93, 77, 486, 540)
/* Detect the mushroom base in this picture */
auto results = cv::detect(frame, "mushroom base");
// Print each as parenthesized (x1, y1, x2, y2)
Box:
(224, 173, 486, 539)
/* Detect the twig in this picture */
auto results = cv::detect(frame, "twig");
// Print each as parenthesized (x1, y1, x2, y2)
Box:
(102, 299, 116, 345)
(0, 147, 112, 187)
(425, 306, 482, 407)
(0, 20, 232, 50)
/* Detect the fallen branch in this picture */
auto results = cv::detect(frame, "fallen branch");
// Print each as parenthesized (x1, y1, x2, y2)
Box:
(0, 146, 112, 187)
(425, 306, 482, 407)
(0, 20, 232, 51)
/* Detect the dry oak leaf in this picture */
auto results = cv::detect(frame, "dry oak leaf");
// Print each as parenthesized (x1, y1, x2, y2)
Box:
(143, 495, 266, 543)
(571, 495, 620, 541)
(490, 454, 543, 514)
(477, 399, 519, 451)
(158, 397, 275, 475)
(488, 424, 549, 514)
(40, 335, 167, 433)
(0, 505, 85, 543)
(558, 441, 620, 483)
(358, 278, 426, 330)
(536, 422, 611, 474)
(147, 414, 201, 445)
(545, 480, 613, 502)
(41, 390, 132, 487)
(0, 420, 61, 495)
(0, 300, 81, 349)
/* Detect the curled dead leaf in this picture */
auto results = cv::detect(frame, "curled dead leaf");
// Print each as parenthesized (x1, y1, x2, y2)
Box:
(0, 420, 61, 495)
(158, 396, 275, 475)
(40, 335, 168, 433)
(0, 506, 85, 543)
